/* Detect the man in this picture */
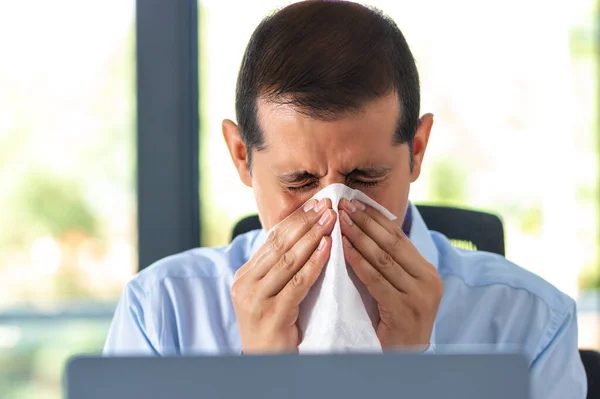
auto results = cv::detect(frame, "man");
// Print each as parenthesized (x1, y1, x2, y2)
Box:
(104, 1, 586, 397)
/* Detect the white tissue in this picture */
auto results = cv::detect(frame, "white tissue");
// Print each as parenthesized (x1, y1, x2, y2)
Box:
(297, 183, 397, 353)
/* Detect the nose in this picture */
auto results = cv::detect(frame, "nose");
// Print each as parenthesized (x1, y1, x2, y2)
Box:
(320, 173, 346, 188)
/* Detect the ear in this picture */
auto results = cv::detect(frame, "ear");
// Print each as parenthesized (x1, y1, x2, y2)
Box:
(222, 119, 252, 187)
(410, 113, 433, 183)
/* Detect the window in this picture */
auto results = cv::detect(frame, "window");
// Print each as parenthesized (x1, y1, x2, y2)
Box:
(0, 1, 136, 397)
(199, 0, 600, 348)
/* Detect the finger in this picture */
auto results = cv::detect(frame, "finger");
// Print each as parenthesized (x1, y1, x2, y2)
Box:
(341, 199, 426, 279)
(277, 235, 332, 307)
(340, 209, 416, 293)
(248, 198, 333, 280)
(259, 208, 336, 297)
(340, 234, 403, 304)
(339, 198, 399, 236)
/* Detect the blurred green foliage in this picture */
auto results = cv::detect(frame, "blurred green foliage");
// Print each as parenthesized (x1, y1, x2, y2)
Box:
(580, 264, 600, 290)
(427, 156, 469, 206)
(15, 171, 99, 239)
(0, 321, 110, 399)
(0, 11, 136, 399)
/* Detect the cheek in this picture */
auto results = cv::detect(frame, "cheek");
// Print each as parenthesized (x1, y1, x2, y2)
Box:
(254, 187, 307, 230)
(366, 183, 410, 220)
(251, 157, 309, 230)
(271, 200, 300, 228)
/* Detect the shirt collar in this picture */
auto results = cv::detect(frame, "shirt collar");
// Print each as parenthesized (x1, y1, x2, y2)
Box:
(248, 202, 439, 270)
(248, 227, 268, 261)
(407, 202, 439, 270)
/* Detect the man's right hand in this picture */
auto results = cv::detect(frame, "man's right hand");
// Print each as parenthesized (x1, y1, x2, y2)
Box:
(231, 198, 335, 353)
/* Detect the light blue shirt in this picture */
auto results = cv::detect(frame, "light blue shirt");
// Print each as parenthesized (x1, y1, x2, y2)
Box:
(104, 204, 587, 398)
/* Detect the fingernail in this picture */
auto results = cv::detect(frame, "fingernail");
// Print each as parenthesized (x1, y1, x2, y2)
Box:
(314, 198, 327, 213)
(318, 236, 326, 250)
(344, 199, 357, 213)
(303, 199, 317, 212)
(342, 235, 353, 248)
(318, 209, 332, 225)
(340, 210, 353, 226)
(353, 200, 366, 211)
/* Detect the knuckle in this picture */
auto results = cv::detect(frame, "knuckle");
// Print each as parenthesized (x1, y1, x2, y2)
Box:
(288, 307, 300, 324)
(233, 262, 251, 281)
(268, 231, 283, 252)
(230, 282, 240, 299)
(305, 227, 318, 242)
(292, 272, 305, 288)
(377, 249, 394, 269)
(369, 268, 385, 285)
(392, 226, 406, 241)
(410, 303, 422, 320)
(390, 235, 403, 251)
(248, 297, 264, 319)
(411, 291, 425, 309)
(280, 252, 295, 270)
(356, 226, 367, 240)
(424, 263, 442, 283)
(379, 306, 395, 323)
(230, 280, 244, 303)
(417, 283, 443, 313)
(298, 209, 311, 227)
(306, 252, 321, 271)
(360, 213, 372, 228)
(233, 270, 243, 283)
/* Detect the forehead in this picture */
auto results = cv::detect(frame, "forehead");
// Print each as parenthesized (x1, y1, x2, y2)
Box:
(255, 92, 401, 170)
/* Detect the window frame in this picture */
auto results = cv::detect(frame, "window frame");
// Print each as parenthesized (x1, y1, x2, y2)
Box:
(136, 0, 201, 270)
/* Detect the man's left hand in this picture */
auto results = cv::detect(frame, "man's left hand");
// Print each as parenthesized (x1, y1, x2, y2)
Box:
(338, 198, 443, 350)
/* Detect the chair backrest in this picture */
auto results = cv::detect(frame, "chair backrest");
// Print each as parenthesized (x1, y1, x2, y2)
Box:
(231, 215, 261, 242)
(415, 205, 505, 256)
(580, 350, 600, 398)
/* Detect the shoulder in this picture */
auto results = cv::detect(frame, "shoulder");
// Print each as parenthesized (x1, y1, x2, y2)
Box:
(432, 231, 574, 315)
(127, 229, 262, 296)
(109, 230, 261, 354)
(431, 232, 577, 363)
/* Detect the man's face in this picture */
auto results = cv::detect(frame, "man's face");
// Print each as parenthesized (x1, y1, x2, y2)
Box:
(223, 91, 432, 231)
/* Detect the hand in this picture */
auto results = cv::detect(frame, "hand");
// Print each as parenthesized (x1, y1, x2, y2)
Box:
(338, 199, 443, 350)
(232, 198, 336, 353)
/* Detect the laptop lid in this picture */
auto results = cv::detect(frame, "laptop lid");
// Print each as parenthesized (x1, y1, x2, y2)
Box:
(66, 353, 529, 399)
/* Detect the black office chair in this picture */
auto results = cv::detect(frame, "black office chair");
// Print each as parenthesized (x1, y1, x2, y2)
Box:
(232, 205, 599, 397)
(231, 214, 262, 242)
(413, 205, 505, 256)
(581, 349, 600, 397)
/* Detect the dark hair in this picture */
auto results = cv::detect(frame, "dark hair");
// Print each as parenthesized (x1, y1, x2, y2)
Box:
(235, 0, 420, 168)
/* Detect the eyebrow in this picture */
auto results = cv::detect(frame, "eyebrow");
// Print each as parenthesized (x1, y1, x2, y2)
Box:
(277, 171, 320, 184)
(345, 166, 391, 178)
(277, 166, 391, 184)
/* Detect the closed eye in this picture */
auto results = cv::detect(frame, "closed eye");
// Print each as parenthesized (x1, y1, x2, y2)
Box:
(287, 179, 380, 192)
(287, 180, 319, 192)
(347, 178, 381, 188)
(349, 179, 379, 188)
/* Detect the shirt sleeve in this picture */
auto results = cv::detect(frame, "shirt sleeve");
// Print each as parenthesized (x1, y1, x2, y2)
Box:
(103, 281, 160, 356)
(530, 303, 587, 399)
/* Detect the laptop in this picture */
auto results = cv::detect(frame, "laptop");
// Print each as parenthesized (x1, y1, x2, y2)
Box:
(65, 353, 529, 399)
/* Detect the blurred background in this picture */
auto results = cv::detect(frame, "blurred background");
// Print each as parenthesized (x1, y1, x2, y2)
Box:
(0, 0, 598, 397)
